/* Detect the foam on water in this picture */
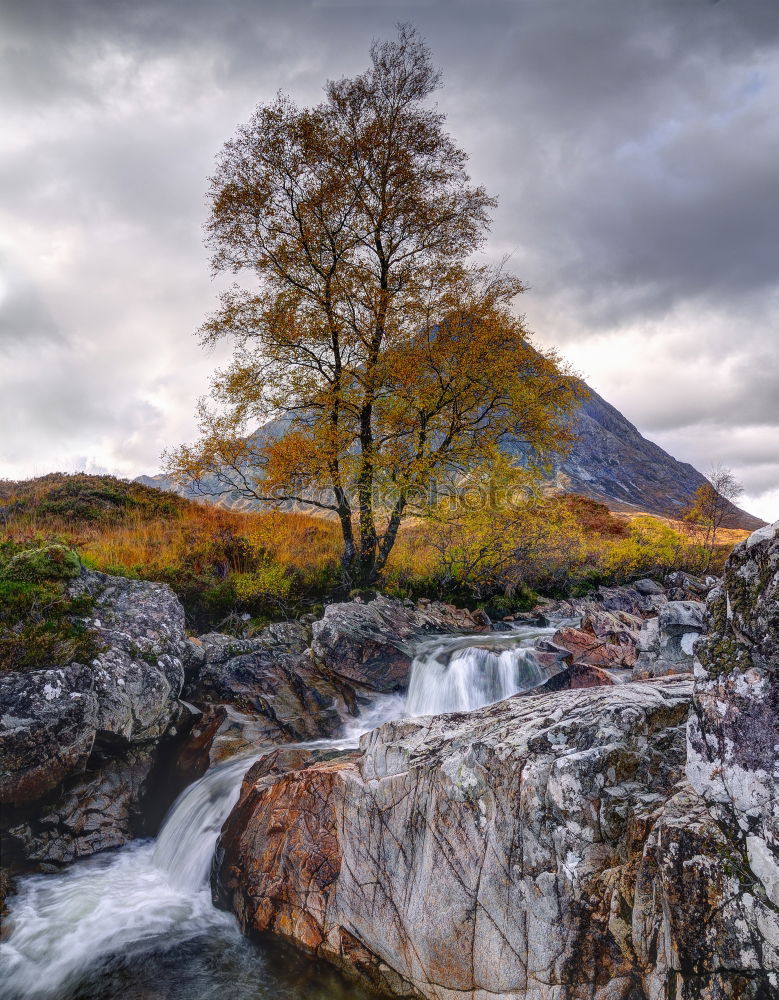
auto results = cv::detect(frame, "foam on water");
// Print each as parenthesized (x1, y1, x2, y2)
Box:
(0, 627, 551, 997)
(406, 623, 558, 716)
(0, 697, 406, 1000)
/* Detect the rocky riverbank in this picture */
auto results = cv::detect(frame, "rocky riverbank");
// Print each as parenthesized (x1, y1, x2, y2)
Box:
(0, 574, 506, 876)
(212, 525, 778, 999)
(0, 571, 196, 869)
(0, 561, 712, 876)
(3, 539, 775, 997)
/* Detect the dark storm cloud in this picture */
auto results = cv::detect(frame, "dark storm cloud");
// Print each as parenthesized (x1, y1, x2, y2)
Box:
(0, 0, 777, 516)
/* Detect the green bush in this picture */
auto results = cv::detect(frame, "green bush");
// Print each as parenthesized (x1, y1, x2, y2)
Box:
(1, 543, 81, 583)
(481, 586, 538, 618)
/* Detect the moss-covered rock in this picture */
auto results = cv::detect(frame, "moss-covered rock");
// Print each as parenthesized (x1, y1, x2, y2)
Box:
(1, 544, 81, 584)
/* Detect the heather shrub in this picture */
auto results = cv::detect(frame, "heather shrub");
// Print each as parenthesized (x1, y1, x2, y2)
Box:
(0, 543, 99, 673)
(1, 543, 81, 583)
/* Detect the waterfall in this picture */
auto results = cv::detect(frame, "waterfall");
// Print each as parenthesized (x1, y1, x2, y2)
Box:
(0, 620, 560, 998)
(406, 624, 559, 716)
(0, 696, 404, 1000)
(0, 754, 255, 998)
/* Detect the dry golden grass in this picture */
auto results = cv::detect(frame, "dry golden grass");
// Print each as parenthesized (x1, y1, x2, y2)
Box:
(618, 509, 750, 546)
(2, 473, 748, 630)
(4, 504, 343, 581)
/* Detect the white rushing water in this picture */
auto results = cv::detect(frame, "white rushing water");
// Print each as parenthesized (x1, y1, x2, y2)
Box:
(0, 697, 405, 999)
(0, 624, 553, 998)
(406, 623, 559, 716)
(0, 756, 253, 998)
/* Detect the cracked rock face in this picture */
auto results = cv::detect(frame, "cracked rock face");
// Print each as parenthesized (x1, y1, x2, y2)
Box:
(687, 520, 779, 913)
(179, 623, 353, 770)
(633, 600, 707, 679)
(3, 747, 159, 870)
(1, 569, 194, 867)
(216, 527, 779, 1000)
(216, 678, 719, 999)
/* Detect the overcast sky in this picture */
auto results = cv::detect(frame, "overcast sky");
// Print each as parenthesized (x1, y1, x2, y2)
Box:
(1, 0, 777, 519)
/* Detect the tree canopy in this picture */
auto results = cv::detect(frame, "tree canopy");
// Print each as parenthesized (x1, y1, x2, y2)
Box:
(167, 25, 581, 586)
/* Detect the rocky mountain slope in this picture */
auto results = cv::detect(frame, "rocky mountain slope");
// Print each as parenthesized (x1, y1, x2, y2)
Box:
(514, 384, 762, 527)
(139, 383, 763, 530)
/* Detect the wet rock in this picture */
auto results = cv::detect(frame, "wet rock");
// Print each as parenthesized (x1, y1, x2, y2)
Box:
(550, 625, 629, 668)
(171, 618, 356, 780)
(632, 600, 707, 679)
(2, 747, 158, 870)
(171, 702, 308, 785)
(531, 639, 575, 676)
(310, 596, 492, 693)
(0, 569, 193, 868)
(531, 661, 616, 692)
(490, 621, 515, 632)
(186, 637, 350, 744)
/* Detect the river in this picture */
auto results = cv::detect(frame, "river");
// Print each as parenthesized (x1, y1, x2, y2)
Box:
(0, 622, 559, 999)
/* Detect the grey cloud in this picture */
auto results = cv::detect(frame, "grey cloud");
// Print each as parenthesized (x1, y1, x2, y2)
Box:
(0, 258, 62, 348)
(739, 465, 779, 497)
(0, 0, 776, 518)
(634, 350, 779, 434)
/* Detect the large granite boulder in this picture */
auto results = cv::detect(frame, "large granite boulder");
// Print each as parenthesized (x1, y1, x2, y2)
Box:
(687, 520, 779, 911)
(216, 519, 779, 1000)
(0, 569, 195, 867)
(632, 600, 707, 679)
(310, 596, 491, 693)
(0, 664, 98, 805)
(216, 678, 716, 999)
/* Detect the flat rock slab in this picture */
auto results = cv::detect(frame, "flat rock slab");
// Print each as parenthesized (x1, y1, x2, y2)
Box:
(216, 677, 731, 999)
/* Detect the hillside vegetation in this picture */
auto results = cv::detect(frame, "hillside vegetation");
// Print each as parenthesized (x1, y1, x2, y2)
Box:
(0, 474, 744, 645)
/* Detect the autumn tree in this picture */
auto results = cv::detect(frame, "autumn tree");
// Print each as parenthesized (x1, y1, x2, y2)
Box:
(166, 26, 580, 587)
(422, 458, 586, 600)
(683, 464, 744, 571)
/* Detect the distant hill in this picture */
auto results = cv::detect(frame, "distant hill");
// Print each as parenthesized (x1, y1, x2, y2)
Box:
(0, 472, 189, 523)
(138, 385, 764, 531)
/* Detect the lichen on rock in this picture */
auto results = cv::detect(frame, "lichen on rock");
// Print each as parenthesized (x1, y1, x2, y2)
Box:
(687, 520, 779, 914)
(214, 526, 779, 999)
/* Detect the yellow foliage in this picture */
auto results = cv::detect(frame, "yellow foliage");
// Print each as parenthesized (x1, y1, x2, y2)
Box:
(598, 516, 686, 579)
(165, 28, 583, 585)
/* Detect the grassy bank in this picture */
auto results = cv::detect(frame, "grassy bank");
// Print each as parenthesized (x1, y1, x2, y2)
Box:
(1, 474, 743, 638)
